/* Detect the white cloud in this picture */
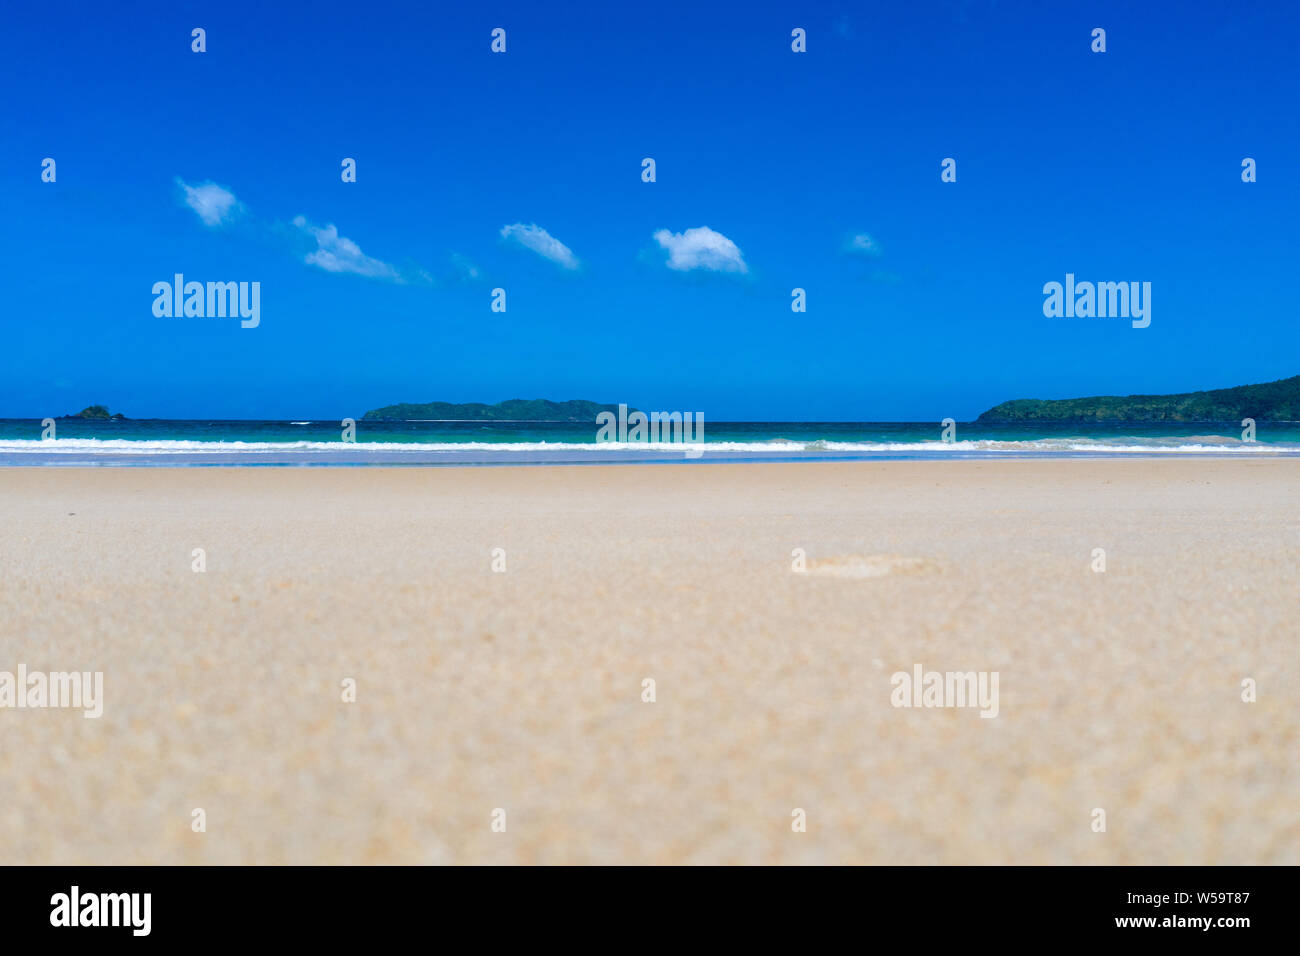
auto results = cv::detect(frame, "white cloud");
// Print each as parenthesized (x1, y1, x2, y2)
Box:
(653, 226, 748, 274)
(450, 252, 482, 281)
(847, 233, 882, 257)
(177, 178, 243, 227)
(291, 216, 400, 280)
(500, 223, 579, 270)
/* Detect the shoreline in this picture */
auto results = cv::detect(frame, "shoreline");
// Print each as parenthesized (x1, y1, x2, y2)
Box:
(1, 448, 1297, 467)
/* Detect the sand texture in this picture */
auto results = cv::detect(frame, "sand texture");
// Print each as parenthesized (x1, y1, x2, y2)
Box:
(0, 460, 1296, 864)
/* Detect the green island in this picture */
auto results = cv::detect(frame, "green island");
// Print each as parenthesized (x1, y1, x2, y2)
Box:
(361, 398, 629, 421)
(977, 375, 1300, 423)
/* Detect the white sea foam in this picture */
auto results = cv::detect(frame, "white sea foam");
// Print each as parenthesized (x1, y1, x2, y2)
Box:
(0, 438, 1291, 455)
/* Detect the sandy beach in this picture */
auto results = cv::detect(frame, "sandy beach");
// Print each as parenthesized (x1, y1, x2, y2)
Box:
(0, 460, 1296, 865)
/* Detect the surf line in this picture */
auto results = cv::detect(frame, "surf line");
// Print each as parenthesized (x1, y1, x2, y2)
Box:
(595, 403, 705, 459)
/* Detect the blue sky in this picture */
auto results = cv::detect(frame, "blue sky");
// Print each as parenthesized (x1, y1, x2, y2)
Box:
(2, 0, 1296, 420)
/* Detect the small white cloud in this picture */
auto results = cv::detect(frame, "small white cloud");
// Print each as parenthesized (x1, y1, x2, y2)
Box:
(450, 252, 482, 281)
(292, 215, 400, 280)
(847, 233, 882, 257)
(176, 178, 243, 227)
(500, 223, 579, 270)
(653, 226, 748, 274)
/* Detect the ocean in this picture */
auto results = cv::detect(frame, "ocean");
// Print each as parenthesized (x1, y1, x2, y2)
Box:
(2, 419, 1297, 465)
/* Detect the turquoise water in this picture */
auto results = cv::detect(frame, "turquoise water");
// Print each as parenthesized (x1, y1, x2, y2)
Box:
(2, 418, 1297, 465)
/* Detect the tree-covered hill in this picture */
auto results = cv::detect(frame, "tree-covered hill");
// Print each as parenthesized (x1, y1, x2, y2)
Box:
(977, 375, 1300, 423)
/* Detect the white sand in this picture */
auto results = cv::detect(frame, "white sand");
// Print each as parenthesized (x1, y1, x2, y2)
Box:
(0, 460, 1296, 864)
